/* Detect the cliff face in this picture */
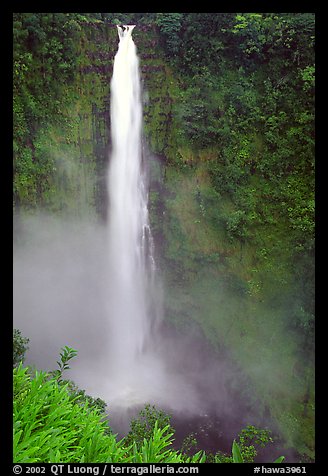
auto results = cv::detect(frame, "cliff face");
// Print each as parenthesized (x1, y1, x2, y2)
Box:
(13, 18, 314, 460)
(13, 21, 179, 218)
(141, 27, 314, 460)
(13, 22, 109, 217)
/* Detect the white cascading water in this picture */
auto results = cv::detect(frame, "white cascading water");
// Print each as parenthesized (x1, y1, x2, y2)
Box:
(105, 26, 199, 420)
(106, 25, 158, 404)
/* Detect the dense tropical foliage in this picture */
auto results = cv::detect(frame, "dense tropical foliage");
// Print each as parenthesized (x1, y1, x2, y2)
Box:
(13, 12, 315, 462)
(14, 339, 283, 463)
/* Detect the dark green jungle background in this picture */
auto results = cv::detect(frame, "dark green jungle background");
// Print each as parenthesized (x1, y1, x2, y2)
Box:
(13, 13, 315, 462)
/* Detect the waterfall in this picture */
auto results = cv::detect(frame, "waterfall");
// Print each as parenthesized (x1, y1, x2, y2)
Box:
(106, 25, 158, 400)
(105, 26, 200, 420)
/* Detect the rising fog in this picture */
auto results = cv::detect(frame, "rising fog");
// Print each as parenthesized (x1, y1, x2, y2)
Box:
(13, 213, 260, 433)
(14, 210, 307, 464)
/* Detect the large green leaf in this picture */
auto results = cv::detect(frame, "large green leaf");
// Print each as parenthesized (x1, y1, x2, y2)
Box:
(232, 440, 244, 463)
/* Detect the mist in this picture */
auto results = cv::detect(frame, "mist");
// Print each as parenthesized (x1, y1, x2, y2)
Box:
(13, 212, 262, 432)
(14, 209, 309, 465)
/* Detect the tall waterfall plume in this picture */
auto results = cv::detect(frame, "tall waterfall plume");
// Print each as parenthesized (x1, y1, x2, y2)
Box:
(106, 25, 158, 401)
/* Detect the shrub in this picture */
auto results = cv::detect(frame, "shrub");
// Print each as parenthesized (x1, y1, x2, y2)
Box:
(125, 404, 173, 449)
(13, 345, 283, 463)
(13, 349, 205, 463)
(13, 329, 29, 367)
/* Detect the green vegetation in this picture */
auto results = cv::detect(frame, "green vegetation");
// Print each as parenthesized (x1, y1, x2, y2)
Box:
(13, 13, 115, 216)
(13, 362, 207, 463)
(125, 404, 173, 450)
(13, 341, 282, 463)
(146, 13, 314, 461)
(13, 13, 314, 461)
(13, 329, 30, 367)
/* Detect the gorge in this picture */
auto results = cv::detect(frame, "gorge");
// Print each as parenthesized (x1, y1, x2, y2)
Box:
(13, 14, 315, 463)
